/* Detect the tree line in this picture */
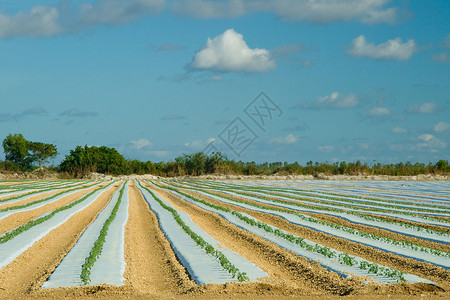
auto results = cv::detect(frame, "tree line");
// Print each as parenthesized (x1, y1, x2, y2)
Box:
(1, 133, 449, 177)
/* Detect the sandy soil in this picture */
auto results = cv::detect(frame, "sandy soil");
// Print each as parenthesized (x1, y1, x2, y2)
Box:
(0, 182, 119, 298)
(0, 184, 107, 235)
(173, 188, 450, 290)
(0, 179, 448, 300)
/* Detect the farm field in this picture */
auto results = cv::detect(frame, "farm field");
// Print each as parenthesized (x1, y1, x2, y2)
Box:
(0, 179, 449, 299)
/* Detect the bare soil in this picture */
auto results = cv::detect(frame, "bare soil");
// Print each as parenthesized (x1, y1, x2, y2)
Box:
(0, 179, 448, 300)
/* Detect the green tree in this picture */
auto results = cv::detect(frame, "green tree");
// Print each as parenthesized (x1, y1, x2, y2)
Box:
(2, 133, 31, 169)
(28, 142, 57, 168)
(59, 145, 126, 177)
(435, 160, 449, 173)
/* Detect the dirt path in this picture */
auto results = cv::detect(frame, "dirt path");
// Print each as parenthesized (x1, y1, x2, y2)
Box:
(0, 182, 119, 298)
(123, 181, 196, 297)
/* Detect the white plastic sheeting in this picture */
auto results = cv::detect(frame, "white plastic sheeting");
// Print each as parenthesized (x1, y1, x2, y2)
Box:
(137, 182, 268, 285)
(43, 182, 128, 288)
(0, 183, 114, 270)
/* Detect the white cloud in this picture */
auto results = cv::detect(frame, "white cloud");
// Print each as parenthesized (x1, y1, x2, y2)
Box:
(432, 52, 450, 63)
(190, 29, 276, 72)
(419, 134, 434, 142)
(312, 92, 359, 109)
(348, 35, 417, 61)
(362, 7, 397, 24)
(270, 134, 298, 144)
(368, 107, 390, 116)
(0, 6, 61, 37)
(185, 137, 216, 150)
(434, 122, 450, 133)
(265, 0, 397, 24)
(318, 145, 334, 153)
(0, 0, 400, 38)
(391, 127, 407, 134)
(407, 102, 437, 114)
(0, 0, 164, 37)
(413, 134, 446, 152)
(171, 0, 398, 24)
(131, 138, 152, 150)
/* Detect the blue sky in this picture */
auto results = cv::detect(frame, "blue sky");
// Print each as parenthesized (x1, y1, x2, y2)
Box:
(0, 0, 449, 165)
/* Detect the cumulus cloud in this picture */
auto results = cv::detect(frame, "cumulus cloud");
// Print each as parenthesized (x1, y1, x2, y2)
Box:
(311, 92, 359, 109)
(0, 0, 164, 37)
(1, 0, 399, 38)
(269, 134, 298, 144)
(367, 107, 390, 116)
(131, 138, 152, 150)
(434, 122, 450, 133)
(348, 35, 417, 61)
(189, 29, 276, 72)
(407, 102, 437, 114)
(171, 0, 398, 24)
(391, 127, 407, 134)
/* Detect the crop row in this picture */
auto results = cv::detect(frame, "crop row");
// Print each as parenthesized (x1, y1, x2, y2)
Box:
(170, 181, 450, 237)
(186, 181, 450, 219)
(0, 182, 112, 245)
(80, 181, 128, 284)
(151, 181, 409, 282)
(137, 181, 249, 282)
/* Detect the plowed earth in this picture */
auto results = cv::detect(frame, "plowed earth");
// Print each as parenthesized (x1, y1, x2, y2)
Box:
(0, 180, 448, 300)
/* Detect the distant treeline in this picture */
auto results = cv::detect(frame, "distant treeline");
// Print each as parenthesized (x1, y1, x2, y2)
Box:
(123, 153, 450, 177)
(1, 136, 449, 178)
